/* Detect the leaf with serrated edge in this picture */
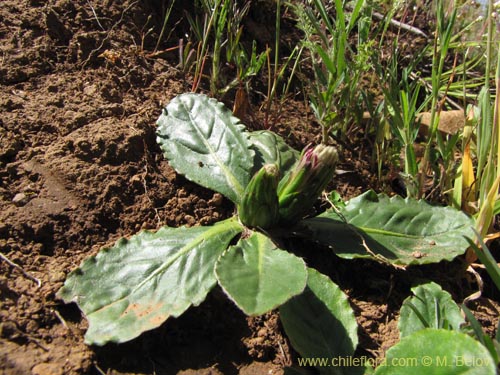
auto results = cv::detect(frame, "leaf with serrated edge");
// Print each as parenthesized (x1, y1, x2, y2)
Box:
(300, 190, 475, 265)
(156, 93, 254, 204)
(248, 130, 299, 176)
(374, 329, 496, 375)
(280, 268, 361, 375)
(399, 282, 465, 338)
(215, 231, 307, 316)
(57, 218, 243, 345)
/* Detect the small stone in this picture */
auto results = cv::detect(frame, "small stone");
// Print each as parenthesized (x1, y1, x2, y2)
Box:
(12, 192, 28, 205)
(32, 363, 64, 375)
(184, 215, 196, 226)
(257, 327, 267, 337)
(48, 271, 66, 283)
(83, 83, 99, 97)
(210, 193, 224, 207)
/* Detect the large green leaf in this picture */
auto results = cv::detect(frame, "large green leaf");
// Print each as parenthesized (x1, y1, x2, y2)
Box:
(299, 190, 475, 265)
(280, 268, 361, 375)
(374, 329, 497, 375)
(57, 218, 243, 345)
(215, 231, 307, 315)
(156, 93, 254, 204)
(248, 130, 299, 176)
(399, 282, 465, 338)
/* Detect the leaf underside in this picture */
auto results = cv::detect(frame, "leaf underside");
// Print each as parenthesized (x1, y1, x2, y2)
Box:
(57, 218, 243, 345)
(156, 93, 255, 204)
(300, 190, 475, 265)
(216, 231, 307, 316)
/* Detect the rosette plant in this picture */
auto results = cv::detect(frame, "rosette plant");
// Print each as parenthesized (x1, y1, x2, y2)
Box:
(58, 94, 475, 369)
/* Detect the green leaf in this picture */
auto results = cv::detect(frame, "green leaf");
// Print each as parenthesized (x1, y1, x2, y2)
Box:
(248, 130, 300, 176)
(215, 231, 307, 315)
(299, 191, 475, 265)
(280, 268, 361, 375)
(57, 218, 243, 345)
(373, 329, 497, 375)
(156, 93, 254, 204)
(399, 282, 465, 337)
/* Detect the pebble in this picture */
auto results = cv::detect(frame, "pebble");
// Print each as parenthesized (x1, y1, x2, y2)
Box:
(184, 214, 196, 226)
(32, 363, 64, 375)
(210, 193, 224, 206)
(48, 271, 66, 283)
(12, 192, 28, 205)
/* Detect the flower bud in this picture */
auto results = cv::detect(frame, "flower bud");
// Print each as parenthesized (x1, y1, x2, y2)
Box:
(277, 144, 338, 224)
(238, 164, 280, 229)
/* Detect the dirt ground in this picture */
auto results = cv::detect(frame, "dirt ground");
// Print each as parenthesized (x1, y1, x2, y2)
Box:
(0, 1, 499, 375)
